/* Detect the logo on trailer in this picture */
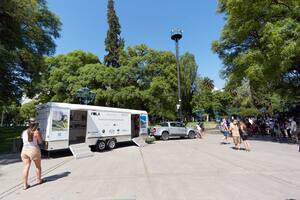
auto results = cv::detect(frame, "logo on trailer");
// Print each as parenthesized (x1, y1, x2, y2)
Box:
(91, 112, 101, 116)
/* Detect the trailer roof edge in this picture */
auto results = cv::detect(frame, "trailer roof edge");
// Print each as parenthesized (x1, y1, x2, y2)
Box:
(36, 102, 147, 114)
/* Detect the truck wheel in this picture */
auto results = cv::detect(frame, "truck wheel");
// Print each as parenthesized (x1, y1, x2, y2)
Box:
(107, 139, 116, 150)
(161, 132, 169, 141)
(188, 131, 196, 139)
(96, 140, 106, 151)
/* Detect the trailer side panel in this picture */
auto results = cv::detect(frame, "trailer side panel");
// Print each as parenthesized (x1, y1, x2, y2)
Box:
(86, 110, 131, 145)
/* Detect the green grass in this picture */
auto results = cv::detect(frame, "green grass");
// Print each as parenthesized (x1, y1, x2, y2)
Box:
(0, 127, 24, 154)
(186, 121, 218, 128)
(203, 121, 218, 128)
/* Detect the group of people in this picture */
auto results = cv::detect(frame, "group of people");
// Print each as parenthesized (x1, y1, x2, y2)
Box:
(220, 115, 299, 151)
(249, 116, 299, 143)
(220, 118, 251, 151)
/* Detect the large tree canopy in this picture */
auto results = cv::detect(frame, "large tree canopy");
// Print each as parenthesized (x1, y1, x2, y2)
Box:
(39, 45, 201, 122)
(38, 50, 100, 103)
(213, 0, 300, 105)
(0, 0, 61, 105)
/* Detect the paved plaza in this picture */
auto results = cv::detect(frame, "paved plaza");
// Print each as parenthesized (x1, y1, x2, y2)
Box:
(1, 131, 300, 200)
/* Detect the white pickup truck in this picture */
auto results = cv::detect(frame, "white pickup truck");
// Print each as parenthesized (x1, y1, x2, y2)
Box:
(150, 121, 196, 141)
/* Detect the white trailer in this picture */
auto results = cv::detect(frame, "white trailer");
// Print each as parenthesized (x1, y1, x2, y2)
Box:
(36, 102, 148, 158)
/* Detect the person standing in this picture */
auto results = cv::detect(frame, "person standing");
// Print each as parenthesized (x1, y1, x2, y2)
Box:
(196, 122, 203, 139)
(230, 120, 240, 150)
(274, 121, 282, 142)
(286, 119, 292, 138)
(290, 118, 298, 144)
(21, 118, 44, 190)
(239, 120, 251, 151)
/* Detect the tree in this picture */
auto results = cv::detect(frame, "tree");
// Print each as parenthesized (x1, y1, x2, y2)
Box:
(192, 77, 232, 119)
(180, 53, 198, 119)
(213, 0, 300, 106)
(39, 45, 197, 122)
(0, 0, 61, 105)
(0, 102, 22, 126)
(200, 77, 214, 92)
(20, 101, 38, 120)
(39, 50, 100, 103)
(104, 0, 124, 67)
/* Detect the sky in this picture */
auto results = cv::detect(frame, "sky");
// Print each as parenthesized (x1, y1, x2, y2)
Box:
(48, 0, 226, 89)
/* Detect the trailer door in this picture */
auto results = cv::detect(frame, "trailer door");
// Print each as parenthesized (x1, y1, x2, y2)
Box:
(131, 114, 140, 138)
(69, 110, 87, 145)
(131, 114, 149, 147)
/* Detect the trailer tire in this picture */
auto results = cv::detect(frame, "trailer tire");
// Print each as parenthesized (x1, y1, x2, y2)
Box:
(161, 131, 169, 141)
(188, 131, 196, 139)
(107, 139, 116, 150)
(96, 140, 106, 151)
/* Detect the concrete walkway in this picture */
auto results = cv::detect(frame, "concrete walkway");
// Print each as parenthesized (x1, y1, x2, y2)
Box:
(1, 131, 300, 200)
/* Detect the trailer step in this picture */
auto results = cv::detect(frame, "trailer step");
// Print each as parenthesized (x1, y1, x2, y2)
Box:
(132, 134, 148, 147)
(69, 143, 94, 159)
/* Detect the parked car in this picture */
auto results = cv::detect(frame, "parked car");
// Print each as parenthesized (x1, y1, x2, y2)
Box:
(150, 121, 196, 141)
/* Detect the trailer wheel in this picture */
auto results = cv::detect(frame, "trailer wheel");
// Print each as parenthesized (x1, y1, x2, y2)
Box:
(96, 140, 106, 151)
(161, 131, 169, 141)
(107, 139, 116, 150)
(188, 131, 196, 139)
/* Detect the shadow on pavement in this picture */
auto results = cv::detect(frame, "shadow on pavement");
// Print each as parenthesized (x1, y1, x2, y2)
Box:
(44, 171, 71, 182)
(0, 153, 21, 165)
(29, 171, 71, 189)
(230, 147, 248, 151)
(116, 141, 136, 148)
(90, 141, 136, 153)
(41, 149, 73, 159)
(248, 135, 299, 145)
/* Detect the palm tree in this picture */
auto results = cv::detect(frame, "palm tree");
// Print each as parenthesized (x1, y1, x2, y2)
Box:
(200, 77, 214, 92)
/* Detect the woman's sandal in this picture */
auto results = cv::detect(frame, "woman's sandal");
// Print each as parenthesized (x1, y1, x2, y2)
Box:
(23, 185, 30, 190)
(37, 179, 46, 185)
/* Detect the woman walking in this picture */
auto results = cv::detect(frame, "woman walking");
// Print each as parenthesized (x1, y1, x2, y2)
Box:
(21, 118, 44, 190)
(239, 120, 251, 151)
(220, 118, 230, 144)
(230, 120, 240, 150)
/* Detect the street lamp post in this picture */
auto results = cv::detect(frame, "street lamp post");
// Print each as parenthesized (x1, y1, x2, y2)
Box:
(76, 87, 96, 105)
(171, 28, 183, 122)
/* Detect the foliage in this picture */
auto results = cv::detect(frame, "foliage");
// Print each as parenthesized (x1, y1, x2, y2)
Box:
(38, 50, 100, 103)
(19, 101, 38, 120)
(200, 77, 215, 92)
(213, 0, 300, 106)
(0, 0, 61, 105)
(239, 107, 260, 117)
(145, 136, 155, 143)
(0, 103, 22, 126)
(192, 77, 232, 118)
(104, 0, 124, 67)
(39, 46, 177, 121)
(0, 126, 24, 154)
(180, 53, 198, 119)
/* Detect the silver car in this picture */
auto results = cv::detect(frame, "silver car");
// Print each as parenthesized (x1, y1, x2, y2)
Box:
(151, 122, 196, 141)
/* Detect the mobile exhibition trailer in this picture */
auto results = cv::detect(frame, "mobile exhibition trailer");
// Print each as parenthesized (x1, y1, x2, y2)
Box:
(36, 102, 148, 157)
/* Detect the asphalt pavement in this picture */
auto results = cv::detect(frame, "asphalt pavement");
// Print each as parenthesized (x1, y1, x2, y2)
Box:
(1, 130, 300, 200)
